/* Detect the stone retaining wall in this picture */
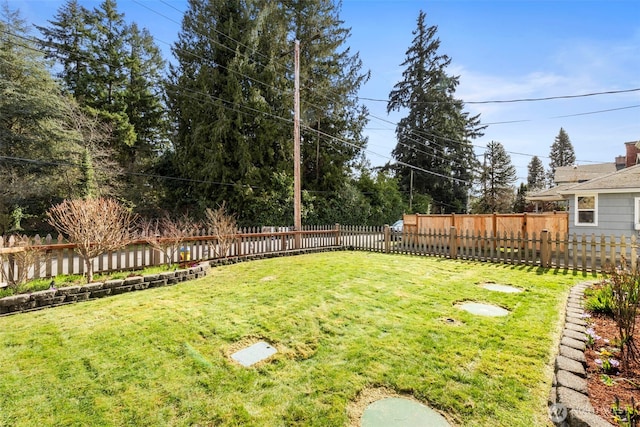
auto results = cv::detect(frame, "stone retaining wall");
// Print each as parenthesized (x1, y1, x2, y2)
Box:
(549, 282, 614, 427)
(0, 247, 343, 316)
(0, 264, 210, 316)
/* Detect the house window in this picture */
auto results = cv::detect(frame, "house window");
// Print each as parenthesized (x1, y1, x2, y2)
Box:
(575, 194, 597, 226)
(635, 197, 640, 230)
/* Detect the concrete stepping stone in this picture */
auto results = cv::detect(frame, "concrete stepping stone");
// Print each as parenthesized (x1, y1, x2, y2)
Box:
(458, 302, 509, 317)
(361, 397, 450, 427)
(230, 341, 277, 367)
(481, 283, 522, 293)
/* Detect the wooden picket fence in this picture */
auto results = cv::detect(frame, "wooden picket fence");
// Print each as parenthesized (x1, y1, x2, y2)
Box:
(1, 224, 638, 284)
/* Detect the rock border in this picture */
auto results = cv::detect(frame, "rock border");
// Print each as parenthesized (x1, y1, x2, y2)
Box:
(548, 281, 614, 427)
(0, 246, 343, 316)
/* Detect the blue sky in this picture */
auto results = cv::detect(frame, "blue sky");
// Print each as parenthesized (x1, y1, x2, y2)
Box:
(17, 0, 640, 183)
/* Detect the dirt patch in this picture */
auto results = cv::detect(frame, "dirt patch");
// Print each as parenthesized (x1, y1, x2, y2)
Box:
(585, 312, 640, 423)
(224, 336, 315, 366)
(439, 317, 464, 326)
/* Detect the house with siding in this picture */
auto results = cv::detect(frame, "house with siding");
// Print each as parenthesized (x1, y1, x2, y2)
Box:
(527, 141, 640, 237)
(526, 163, 617, 211)
(557, 163, 640, 237)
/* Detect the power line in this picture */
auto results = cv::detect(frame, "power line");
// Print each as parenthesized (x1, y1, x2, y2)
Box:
(72, 2, 632, 173)
(551, 104, 640, 118)
(359, 87, 640, 105)
(0, 155, 262, 189)
(304, 125, 470, 184)
(20, 2, 623, 185)
(140, 0, 294, 74)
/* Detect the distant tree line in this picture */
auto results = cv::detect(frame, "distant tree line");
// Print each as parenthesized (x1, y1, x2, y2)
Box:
(0, 0, 576, 235)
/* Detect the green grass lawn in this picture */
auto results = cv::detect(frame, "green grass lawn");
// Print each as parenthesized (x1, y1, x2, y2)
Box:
(0, 251, 592, 426)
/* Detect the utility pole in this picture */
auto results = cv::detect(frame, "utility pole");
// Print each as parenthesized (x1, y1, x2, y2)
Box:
(409, 169, 414, 212)
(293, 39, 302, 249)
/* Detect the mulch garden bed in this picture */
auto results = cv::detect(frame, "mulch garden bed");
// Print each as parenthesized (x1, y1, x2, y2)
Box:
(584, 311, 640, 425)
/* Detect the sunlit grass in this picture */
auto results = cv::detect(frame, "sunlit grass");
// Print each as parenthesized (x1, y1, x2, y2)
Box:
(0, 252, 591, 426)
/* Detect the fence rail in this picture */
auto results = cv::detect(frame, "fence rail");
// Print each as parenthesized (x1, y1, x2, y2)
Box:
(2, 225, 638, 284)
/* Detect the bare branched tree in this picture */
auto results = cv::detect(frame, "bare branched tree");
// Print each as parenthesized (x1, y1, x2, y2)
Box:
(139, 214, 198, 266)
(205, 203, 237, 258)
(47, 198, 135, 283)
(0, 235, 46, 292)
(64, 101, 124, 198)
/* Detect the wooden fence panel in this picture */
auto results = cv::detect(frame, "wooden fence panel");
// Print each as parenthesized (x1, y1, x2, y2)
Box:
(3, 224, 639, 283)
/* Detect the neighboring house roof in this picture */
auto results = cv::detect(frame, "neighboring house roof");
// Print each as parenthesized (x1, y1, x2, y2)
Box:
(554, 163, 617, 184)
(557, 163, 640, 194)
(526, 183, 574, 202)
(526, 162, 618, 202)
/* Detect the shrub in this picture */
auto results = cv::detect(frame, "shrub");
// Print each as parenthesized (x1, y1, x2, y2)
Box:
(584, 284, 615, 316)
(47, 198, 136, 283)
(602, 258, 640, 371)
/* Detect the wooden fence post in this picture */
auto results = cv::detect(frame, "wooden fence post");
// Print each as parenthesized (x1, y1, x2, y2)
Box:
(236, 235, 242, 257)
(384, 224, 390, 254)
(540, 229, 551, 268)
(492, 212, 498, 252)
(335, 223, 341, 247)
(449, 226, 458, 259)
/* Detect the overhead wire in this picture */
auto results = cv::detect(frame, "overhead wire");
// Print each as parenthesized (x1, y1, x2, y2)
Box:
(18, 1, 634, 188)
(116, 1, 633, 174)
(358, 87, 640, 104)
(0, 155, 264, 189)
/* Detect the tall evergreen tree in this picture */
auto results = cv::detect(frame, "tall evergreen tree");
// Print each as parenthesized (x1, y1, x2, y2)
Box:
(124, 23, 166, 160)
(387, 10, 484, 214)
(473, 141, 517, 213)
(527, 155, 546, 190)
(548, 127, 575, 181)
(167, 0, 369, 224)
(120, 22, 168, 210)
(0, 4, 82, 226)
(287, 0, 370, 198)
(513, 182, 528, 213)
(38, 0, 168, 210)
(35, 0, 91, 99)
(167, 0, 290, 218)
(84, 0, 136, 150)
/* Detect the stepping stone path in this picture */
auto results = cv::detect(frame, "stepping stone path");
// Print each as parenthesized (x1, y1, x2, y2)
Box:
(361, 397, 451, 427)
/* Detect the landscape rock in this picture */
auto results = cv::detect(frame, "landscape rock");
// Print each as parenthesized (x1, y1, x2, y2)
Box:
(557, 387, 592, 413)
(563, 329, 587, 342)
(556, 355, 586, 378)
(569, 409, 615, 427)
(565, 316, 588, 327)
(556, 370, 588, 394)
(561, 336, 586, 351)
(565, 322, 586, 332)
(560, 345, 586, 364)
(123, 276, 144, 285)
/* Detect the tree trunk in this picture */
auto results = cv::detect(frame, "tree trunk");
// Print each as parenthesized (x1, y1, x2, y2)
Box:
(84, 256, 94, 283)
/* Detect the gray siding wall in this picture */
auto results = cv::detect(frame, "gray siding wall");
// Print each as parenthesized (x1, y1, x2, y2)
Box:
(568, 192, 640, 237)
